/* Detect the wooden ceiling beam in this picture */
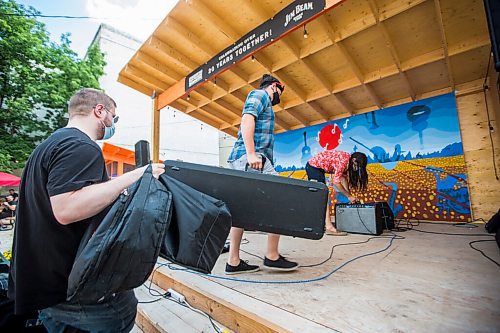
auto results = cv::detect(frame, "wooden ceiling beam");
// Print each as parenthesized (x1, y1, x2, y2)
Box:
(274, 114, 292, 131)
(222, 126, 239, 137)
(212, 99, 242, 118)
(125, 65, 170, 91)
(148, 0, 487, 133)
(170, 0, 430, 112)
(117, 75, 153, 96)
(166, 16, 249, 84)
(448, 38, 490, 56)
(189, 89, 211, 106)
(188, 0, 241, 41)
(364, 84, 382, 109)
(189, 90, 210, 104)
(227, 66, 250, 86)
(308, 101, 330, 121)
(176, 98, 195, 113)
(301, 58, 332, 93)
(252, 54, 274, 72)
(239, 1, 301, 61)
(433, 0, 454, 90)
(147, 37, 196, 73)
(335, 42, 383, 108)
(219, 119, 240, 130)
(197, 107, 229, 127)
(200, 104, 237, 125)
(170, 100, 189, 113)
(335, 42, 364, 83)
(208, 102, 240, 120)
(136, 0, 427, 105)
(285, 109, 309, 126)
(378, 0, 428, 22)
(121, 71, 164, 93)
(211, 76, 230, 94)
(230, 90, 248, 106)
(193, 108, 229, 130)
(316, 15, 337, 44)
(166, 16, 213, 52)
(250, 54, 307, 102)
(367, 0, 416, 101)
(331, 93, 353, 115)
(272, 71, 307, 102)
(207, 37, 483, 118)
(400, 48, 444, 71)
(134, 52, 183, 83)
(265, 0, 430, 76)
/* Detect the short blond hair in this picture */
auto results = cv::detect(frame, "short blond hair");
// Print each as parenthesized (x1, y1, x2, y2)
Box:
(68, 88, 116, 117)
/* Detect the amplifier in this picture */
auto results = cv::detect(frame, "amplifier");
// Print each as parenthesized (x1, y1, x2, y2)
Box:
(135, 140, 150, 167)
(335, 202, 394, 235)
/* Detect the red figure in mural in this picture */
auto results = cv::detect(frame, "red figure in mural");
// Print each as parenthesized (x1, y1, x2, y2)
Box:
(318, 123, 342, 150)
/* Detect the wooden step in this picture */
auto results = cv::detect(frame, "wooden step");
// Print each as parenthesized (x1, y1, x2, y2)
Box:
(135, 282, 231, 333)
(130, 324, 143, 333)
(147, 259, 337, 333)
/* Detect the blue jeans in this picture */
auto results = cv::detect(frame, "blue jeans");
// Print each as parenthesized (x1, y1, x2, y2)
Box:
(38, 290, 137, 333)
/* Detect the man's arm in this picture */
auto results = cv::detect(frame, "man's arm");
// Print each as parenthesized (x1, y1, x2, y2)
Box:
(50, 163, 164, 225)
(4, 203, 16, 211)
(241, 113, 262, 170)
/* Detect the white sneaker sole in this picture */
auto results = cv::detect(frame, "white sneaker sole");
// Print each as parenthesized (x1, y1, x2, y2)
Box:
(224, 267, 260, 275)
(263, 265, 299, 272)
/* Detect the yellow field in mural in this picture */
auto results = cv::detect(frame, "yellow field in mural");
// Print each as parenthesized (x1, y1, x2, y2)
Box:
(280, 156, 471, 222)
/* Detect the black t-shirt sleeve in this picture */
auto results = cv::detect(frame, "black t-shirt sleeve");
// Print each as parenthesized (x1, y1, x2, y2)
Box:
(47, 141, 107, 196)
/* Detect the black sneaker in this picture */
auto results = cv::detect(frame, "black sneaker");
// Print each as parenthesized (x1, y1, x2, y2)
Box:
(263, 255, 299, 271)
(225, 260, 260, 275)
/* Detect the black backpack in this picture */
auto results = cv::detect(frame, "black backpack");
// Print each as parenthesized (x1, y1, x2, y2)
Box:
(159, 175, 231, 274)
(67, 166, 173, 303)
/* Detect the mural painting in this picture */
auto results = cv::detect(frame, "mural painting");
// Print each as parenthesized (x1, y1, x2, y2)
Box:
(274, 93, 471, 222)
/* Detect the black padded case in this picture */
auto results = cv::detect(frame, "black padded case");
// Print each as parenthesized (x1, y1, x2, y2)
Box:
(164, 160, 328, 240)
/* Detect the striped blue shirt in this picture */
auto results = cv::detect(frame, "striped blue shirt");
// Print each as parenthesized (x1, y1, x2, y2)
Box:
(228, 89, 275, 163)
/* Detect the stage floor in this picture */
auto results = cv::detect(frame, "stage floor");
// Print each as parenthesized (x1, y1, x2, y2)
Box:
(163, 222, 499, 333)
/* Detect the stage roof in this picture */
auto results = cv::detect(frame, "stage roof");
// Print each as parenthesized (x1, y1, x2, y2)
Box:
(118, 0, 491, 136)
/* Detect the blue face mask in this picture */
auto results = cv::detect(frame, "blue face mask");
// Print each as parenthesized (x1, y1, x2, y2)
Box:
(101, 121, 115, 140)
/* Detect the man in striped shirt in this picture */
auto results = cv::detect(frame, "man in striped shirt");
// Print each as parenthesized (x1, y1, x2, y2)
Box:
(226, 74, 299, 274)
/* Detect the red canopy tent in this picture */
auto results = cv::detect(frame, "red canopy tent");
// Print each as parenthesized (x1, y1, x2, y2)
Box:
(0, 172, 21, 186)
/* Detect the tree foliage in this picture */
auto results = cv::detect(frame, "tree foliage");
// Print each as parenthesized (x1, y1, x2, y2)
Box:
(0, 0, 106, 171)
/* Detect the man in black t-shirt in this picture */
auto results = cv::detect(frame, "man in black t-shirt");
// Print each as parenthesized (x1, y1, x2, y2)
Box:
(8, 88, 165, 332)
(8, 189, 18, 202)
(0, 195, 16, 226)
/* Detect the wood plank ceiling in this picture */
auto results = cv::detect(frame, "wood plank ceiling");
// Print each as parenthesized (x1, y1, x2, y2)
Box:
(118, 0, 491, 137)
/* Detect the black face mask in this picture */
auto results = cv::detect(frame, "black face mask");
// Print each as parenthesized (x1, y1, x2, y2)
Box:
(271, 91, 281, 106)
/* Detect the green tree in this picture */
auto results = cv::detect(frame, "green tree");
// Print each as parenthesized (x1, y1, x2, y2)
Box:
(0, 0, 106, 171)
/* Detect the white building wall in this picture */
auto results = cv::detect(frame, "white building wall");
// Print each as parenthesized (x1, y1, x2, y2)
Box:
(219, 132, 237, 167)
(91, 24, 219, 166)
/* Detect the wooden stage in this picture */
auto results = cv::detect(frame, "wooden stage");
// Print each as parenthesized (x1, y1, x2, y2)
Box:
(137, 222, 499, 333)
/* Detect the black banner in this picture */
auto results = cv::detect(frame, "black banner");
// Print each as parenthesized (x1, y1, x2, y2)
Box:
(185, 0, 326, 91)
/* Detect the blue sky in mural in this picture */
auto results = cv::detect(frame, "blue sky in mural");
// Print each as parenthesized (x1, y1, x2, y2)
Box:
(274, 93, 463, 169)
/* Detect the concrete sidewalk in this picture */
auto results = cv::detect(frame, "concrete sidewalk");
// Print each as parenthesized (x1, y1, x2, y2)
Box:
(0, 226, 14, 254)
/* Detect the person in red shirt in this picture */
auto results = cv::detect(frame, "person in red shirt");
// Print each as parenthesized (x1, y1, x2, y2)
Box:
(306, 151, 368, 235)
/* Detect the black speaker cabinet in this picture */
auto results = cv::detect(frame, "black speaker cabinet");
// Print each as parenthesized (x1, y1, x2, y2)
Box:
(335, 202, 394, 236)
(135, 140, 150, 167)
(484, 0, 500, 72)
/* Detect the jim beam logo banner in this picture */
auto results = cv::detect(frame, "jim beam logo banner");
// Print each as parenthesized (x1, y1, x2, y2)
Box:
(185, 0, 325, 91)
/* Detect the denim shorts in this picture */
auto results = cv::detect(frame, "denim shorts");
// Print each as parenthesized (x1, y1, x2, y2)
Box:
(228, 154, 277, 175)
(38, 290, 137, 333)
